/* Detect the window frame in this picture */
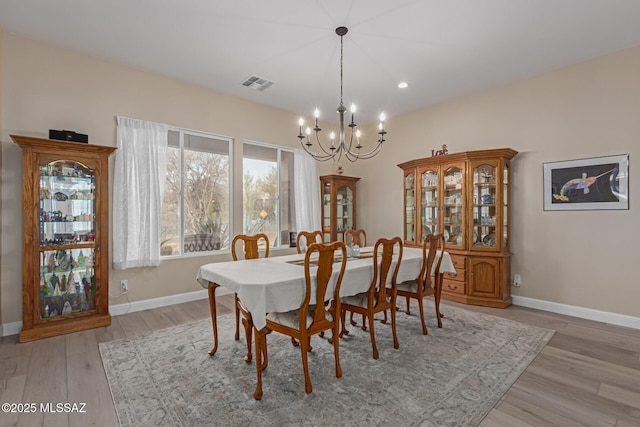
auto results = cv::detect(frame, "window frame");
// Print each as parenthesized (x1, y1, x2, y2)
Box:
(242, 139, 295, 248)
(161, 127, 234, 259)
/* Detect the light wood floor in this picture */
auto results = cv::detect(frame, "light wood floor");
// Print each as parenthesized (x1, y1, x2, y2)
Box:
(1, 295, 639, 427)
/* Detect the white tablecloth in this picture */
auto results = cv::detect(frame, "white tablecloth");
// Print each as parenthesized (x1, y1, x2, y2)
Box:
(196, 246, 455, 330)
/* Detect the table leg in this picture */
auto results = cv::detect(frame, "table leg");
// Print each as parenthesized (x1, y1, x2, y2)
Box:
(435, 273, 444, 328)
(253, 326, 265, 400)
(207, 283, 220, 356)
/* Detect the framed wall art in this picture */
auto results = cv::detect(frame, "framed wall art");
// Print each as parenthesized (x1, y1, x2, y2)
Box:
(543, 154, 629, 211)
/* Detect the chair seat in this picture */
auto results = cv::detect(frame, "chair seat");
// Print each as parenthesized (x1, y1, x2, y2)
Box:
(267, 305, 333, 329)
(342, 291, 380, 309)
(396, 280, 435, 295)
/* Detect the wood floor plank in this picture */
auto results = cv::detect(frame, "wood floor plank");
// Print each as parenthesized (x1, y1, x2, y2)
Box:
(486, 396, 586, 427)
(598, 383, 640, 410)
(510, 369, 635, 426)
(0, 374, 26, 427)
(66, 347, 119, 427)
(19, 335, 69, 427)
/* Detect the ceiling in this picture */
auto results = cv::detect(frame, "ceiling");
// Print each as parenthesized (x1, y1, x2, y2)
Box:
(2, 1, 640, 125)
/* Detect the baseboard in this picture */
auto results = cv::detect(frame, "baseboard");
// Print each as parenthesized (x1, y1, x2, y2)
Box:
(512, 296, 640, 330)
(3, 292, 638, 337)
(109, 288, 232, 316)
(1, 321, 23, 337)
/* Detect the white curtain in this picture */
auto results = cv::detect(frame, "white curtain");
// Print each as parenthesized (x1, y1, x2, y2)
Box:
(293, 149, 321, 234)
(113, 117, 168, 269)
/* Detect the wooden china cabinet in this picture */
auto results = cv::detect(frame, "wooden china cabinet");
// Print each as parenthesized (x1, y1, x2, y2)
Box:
(398, 148, 517, 308)
(320, 175, 360, 243)
(12, 135, 116, 342)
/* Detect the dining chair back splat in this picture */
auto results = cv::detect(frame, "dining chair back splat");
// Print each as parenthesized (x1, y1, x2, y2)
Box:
(394, 233, 445, 335)
(231, 233, 270, 364)
(296, 230, 323, 254)
(344, 228, 367, 247)
(253, 241, 347, 400)
(340, 237, 403, 359)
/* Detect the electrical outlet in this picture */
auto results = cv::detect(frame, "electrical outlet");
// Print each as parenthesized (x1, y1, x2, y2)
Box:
(120, 280, 128, 292)
(513, 274, 521, 287)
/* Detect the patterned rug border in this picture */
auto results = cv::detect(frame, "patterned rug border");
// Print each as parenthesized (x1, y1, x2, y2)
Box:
(100, 302, 555, 427)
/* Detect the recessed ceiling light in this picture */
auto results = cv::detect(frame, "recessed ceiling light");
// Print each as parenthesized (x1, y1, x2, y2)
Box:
(398, 82, 409, 89)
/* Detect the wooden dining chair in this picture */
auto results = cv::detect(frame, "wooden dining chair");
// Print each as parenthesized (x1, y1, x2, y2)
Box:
(253, 241, 347, 400)
(296, 230, 323, 253)
(344, 228, 366, 247)
(340, 237, 403, 359)
(394, 233, 445, 335)
(231, 233, 270, 363)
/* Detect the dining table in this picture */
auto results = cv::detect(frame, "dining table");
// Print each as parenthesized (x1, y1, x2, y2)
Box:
(196, 246, 456, 356)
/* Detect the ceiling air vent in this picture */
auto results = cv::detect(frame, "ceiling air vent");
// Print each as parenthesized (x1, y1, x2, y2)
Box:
(241, 75, 274, 91)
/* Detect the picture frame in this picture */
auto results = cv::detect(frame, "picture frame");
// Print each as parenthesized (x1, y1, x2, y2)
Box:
(543, 154, 629, 211)
(289, 231, 297, 248)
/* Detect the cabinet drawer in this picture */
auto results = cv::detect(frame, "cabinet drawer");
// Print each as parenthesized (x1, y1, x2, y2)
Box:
(447, 254, 465, 271)
(444, 268, 465, 283)
(443, 278, 465, 294)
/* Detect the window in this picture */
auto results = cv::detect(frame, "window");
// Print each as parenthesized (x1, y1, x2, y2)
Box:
(243, 142, 295, 247)
(160, 129, 232, 256)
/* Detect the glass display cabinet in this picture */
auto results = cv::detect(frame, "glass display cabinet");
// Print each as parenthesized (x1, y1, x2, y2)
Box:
(398, 148, 517, 308)
(320, 175, 360, 243)
(12, 134, 116, 342)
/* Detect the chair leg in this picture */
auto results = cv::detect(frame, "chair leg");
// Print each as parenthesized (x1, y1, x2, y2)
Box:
(417, 297, 428, 335)
(391, 304, 399, 350)
(332, 323, 342, 379)
(434, 275, 444, 328)
(234, 294, 240, 341)
(367, 313, 379, 360)
(349, 311, 356, 326)
(405, 296, 411, 314)
(241, 315, 253, 363)
(340, 308, 349, 337)
(299, 335, 313, 394)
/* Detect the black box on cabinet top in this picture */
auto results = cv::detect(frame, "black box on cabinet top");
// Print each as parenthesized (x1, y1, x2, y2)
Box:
(49, 129, 88, 143)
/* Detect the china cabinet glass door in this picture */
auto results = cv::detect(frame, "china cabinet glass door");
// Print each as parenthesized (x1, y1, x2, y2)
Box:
(472, 163, 498, 249)
(503, 163, 510, 249)
(336, 185, 353, 242)
(442, 165, 464, 247)
(404, 171, 416, 242)
(39, 160, 97, 319)
(419, 167, 438, 241)
(322, 180, 332, 242)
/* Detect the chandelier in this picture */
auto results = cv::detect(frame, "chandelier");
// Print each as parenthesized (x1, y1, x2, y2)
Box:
(297, 26, 387, 162)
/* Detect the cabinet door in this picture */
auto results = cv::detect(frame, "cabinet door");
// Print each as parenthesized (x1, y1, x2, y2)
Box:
(442, 163, 465, 248)
(404, 170, 416, 244)
(336, 184, 354, 242)
(418, 166, 438, 242)
(468, 257, 502, 299)
(470, 159, 500, 251)
(39, 160, 98, 321)
(322, 180, 332, 242)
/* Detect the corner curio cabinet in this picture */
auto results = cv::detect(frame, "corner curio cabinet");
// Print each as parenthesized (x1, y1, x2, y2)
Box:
(320, 175, 360, 243)
(12, 135, 116, 342)
(399, 148, 517, 308)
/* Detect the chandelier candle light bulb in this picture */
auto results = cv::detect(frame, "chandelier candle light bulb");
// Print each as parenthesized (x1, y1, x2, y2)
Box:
(297, 26, 387, 162)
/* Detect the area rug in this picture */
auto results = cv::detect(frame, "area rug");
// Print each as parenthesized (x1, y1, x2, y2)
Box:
(100, 302, 554, 427)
